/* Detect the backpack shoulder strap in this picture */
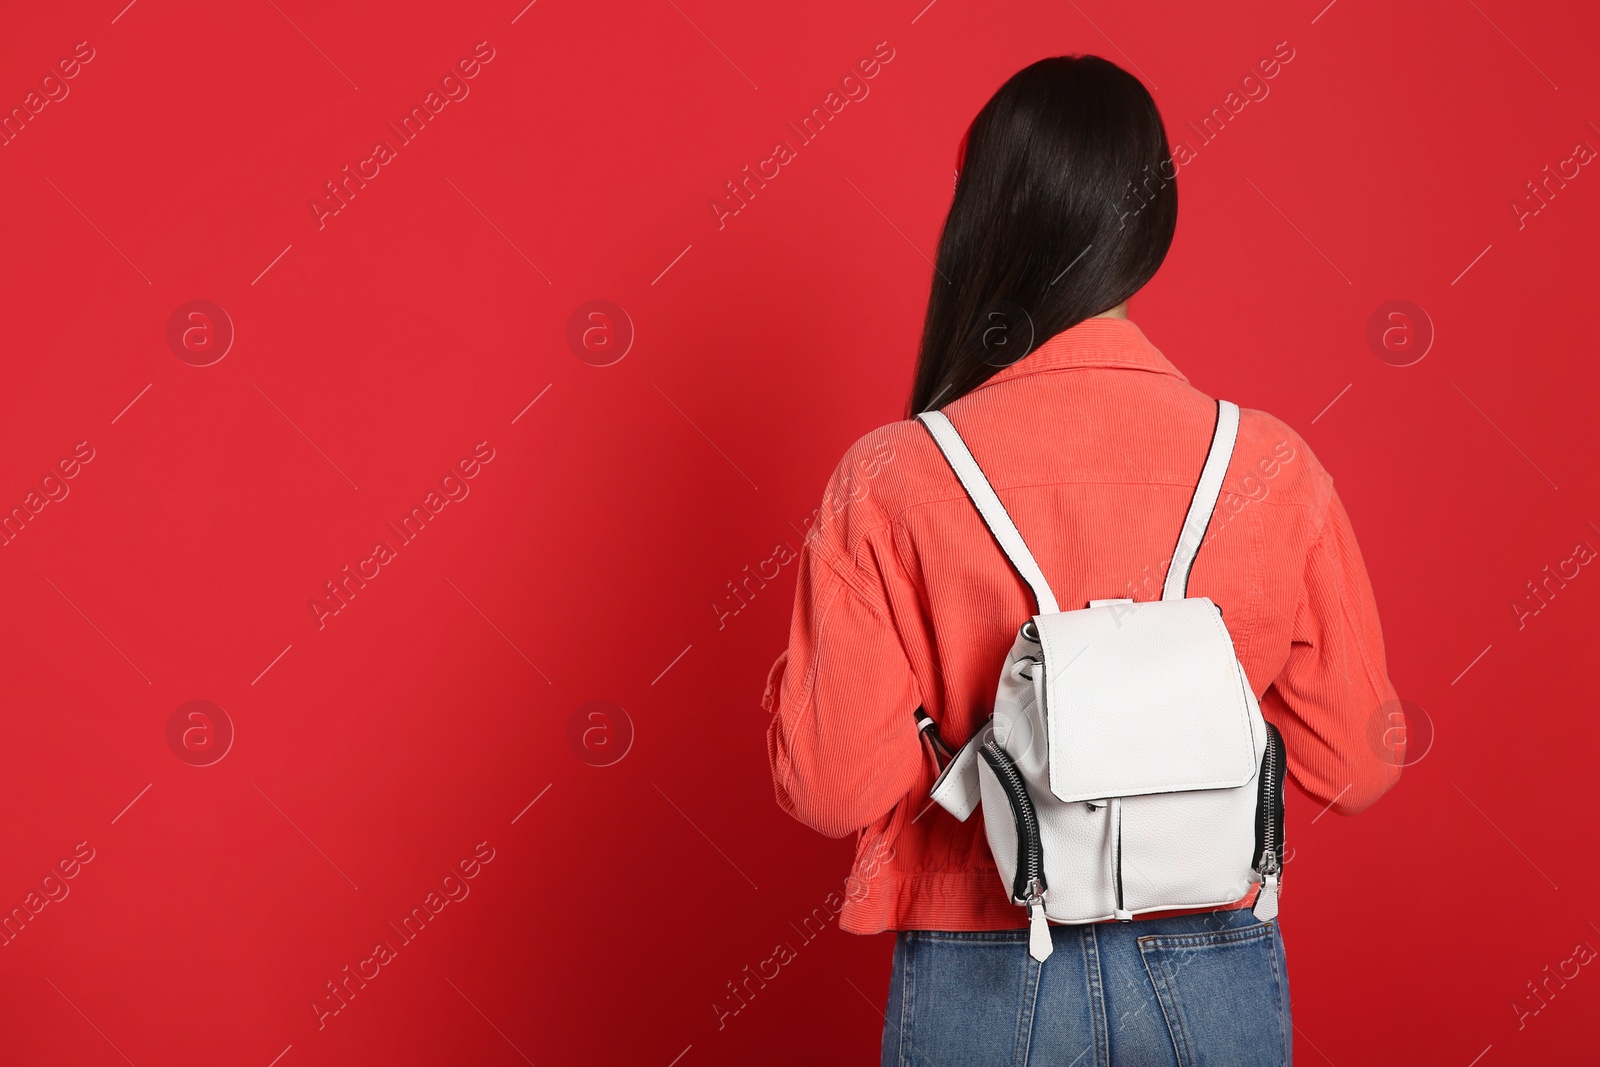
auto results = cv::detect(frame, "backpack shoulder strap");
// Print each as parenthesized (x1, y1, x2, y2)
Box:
(1161, 399, 1240, 601)
(917, 410, 1059, 615)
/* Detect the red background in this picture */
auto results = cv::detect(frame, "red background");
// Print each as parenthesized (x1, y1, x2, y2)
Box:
(2, 0, 1597, 1063)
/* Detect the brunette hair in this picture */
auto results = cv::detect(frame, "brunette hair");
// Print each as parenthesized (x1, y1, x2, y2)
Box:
(908, 55, 1177, 415)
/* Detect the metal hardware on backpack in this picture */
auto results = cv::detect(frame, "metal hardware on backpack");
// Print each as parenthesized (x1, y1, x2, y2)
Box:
(914, 400, 1286, 963)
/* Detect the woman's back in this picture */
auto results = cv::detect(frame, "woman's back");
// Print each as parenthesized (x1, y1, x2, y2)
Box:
(764, 315, 1401, 934)
(764, 52, 1402, 1065)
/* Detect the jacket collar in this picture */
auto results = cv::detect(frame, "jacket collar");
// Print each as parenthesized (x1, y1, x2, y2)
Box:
(972, 316, 1188, 392)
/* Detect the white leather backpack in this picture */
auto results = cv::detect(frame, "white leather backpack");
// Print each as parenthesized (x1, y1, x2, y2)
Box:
(914, 399, 1285, 962)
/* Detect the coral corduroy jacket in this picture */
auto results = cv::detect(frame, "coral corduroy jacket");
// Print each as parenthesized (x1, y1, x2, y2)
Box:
(762, 317, 1402, 934)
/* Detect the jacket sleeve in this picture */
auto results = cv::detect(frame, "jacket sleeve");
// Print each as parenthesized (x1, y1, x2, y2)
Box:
(763, 532, 925, 840)
(1262, 479, 1403, 817)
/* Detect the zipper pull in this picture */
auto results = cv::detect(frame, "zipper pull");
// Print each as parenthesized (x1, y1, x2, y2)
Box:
(1252, 872, 1280, 921)
(1022, 877, 1052, 962)
(1028, 901, 1053, 962)
(1252, 850, 1282, 921)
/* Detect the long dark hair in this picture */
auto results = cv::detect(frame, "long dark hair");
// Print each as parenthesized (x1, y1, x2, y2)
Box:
(908, 55, 1178, 415)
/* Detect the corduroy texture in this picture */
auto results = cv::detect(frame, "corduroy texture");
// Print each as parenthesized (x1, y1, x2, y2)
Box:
(763, 316, 1402, 934)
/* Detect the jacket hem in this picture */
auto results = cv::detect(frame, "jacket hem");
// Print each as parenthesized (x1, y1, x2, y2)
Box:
(839, 870, 1258, 934)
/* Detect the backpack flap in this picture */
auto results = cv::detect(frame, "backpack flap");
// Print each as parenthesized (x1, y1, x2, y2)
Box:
(1037, 597, 1259, 804)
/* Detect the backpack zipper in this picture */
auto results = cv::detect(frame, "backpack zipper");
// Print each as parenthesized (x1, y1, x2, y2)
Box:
(979, 739, 1053, 961)
(1111, 797, 1131, 921)
(1252, 721, 1286, 920)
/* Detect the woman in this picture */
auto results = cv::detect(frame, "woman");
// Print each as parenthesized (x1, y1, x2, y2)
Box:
(762, 55, 1402, 1065)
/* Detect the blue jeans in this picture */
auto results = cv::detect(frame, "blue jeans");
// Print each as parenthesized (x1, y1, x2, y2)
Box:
(880, 907, 1291, 1066)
